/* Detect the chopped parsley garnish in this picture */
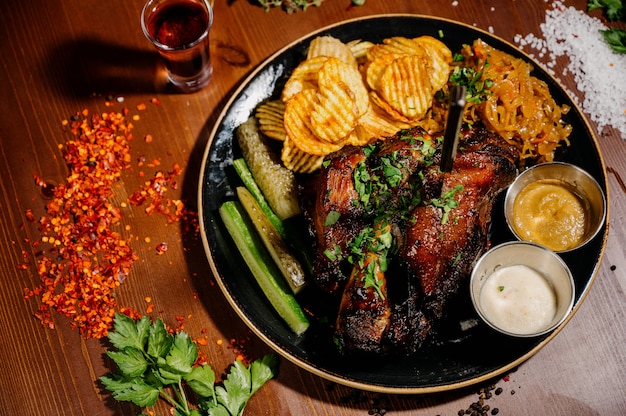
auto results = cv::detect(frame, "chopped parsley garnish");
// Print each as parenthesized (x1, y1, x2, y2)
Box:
(449, 65, 493, 104)
(429, 185, 464, 224)
(347, 222, 394, 299)
(324, 210, 341, 226)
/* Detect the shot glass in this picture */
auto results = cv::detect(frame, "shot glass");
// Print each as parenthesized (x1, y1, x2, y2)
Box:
(141, 0, 213, 93)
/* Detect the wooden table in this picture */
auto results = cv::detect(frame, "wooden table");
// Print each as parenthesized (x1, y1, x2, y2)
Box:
(1, 0, 624, 414)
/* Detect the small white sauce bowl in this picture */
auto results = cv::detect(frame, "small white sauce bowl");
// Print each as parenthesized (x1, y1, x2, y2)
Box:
(470, 241, 575, 337)
(504, 161, 606, 253)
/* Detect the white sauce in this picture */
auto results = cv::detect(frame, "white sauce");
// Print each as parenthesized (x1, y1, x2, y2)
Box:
(479, 264, 557, 335)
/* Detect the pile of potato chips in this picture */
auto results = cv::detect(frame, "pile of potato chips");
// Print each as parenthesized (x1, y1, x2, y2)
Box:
(255, 35, 453, 173)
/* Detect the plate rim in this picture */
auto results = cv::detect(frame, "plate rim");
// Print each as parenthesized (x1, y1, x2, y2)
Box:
(197, 13, 610, 394)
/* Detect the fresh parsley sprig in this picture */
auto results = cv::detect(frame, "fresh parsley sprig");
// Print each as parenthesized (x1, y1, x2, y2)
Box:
(256, 0, 365, 13)
(100, 314, 278, 416)
(588, 0, 626, 53)
(588, 0, 624, 20)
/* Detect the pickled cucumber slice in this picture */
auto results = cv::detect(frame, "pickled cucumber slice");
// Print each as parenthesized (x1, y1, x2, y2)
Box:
(236, 186, 307, 294)
(219, 200, 309, 335)
(236, 117, 301, 220)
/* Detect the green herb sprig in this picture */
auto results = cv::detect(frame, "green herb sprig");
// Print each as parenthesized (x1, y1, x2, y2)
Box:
(256, 0, 365, 13)
(588, 0, 626, 53)
(448, 62, 493, 105)
(100, 314, 278, 416)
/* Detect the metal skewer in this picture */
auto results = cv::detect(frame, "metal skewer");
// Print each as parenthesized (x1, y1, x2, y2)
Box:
(440, 85, 467, 173)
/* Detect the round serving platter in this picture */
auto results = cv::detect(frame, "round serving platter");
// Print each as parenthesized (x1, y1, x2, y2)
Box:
(198, 15, 609, 393)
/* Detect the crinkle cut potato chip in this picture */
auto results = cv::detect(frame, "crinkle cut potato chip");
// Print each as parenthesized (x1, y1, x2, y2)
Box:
(281, 134, 325, 174)
(308, 35, 358, 68)
(359, 104, 412, 138)
(281, 56, 328, 102)
(346, 39, 375, 61)
(254, 34, 454, 173)
(378, 55, 434, 120)
(284, 89, 344, 156)
(318, 57, 369, 116)
(310, 80, 358, 145)
(365, 52, 403, 91)
(256, 100, 286, 141)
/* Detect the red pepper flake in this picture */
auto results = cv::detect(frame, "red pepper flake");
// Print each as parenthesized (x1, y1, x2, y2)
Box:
(156, 242, 168, 255)
(150, 97, 161, 106)
(144, 134, 153, 143)
(174, 314, 185, 331)
(22, 110, 140, 339)
(24, 209, 36, 222)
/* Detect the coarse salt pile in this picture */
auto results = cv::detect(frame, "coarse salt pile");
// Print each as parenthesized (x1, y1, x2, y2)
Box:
(514, 0, 626, 139)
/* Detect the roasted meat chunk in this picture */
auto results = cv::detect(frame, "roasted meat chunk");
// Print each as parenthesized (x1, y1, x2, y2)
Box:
(302, 124, 519, 354)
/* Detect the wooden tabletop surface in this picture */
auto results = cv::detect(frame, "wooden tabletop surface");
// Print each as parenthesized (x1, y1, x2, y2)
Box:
(1, 0, 625, 415)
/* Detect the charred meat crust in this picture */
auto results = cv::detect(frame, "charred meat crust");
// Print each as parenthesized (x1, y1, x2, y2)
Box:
(301, 124, 519, 354)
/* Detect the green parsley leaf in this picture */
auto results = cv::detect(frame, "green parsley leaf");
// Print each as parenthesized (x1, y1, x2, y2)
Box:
(106, 347, 148, 378)
(324, 210, 341, 226)
(588, 0, 624, 21)
(249, 354, 279, 394)
(601, 28, 626, 53)
(147, 317, 172, 358)
(100, 374, 160, 407)
(222, 360, 251, 411)
(165, 331, 197, 375)
(185, 365, 217, 399)
(108, 313, 150, 351)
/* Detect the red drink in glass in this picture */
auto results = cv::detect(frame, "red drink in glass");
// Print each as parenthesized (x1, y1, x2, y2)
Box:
(141, 0, 213, 93)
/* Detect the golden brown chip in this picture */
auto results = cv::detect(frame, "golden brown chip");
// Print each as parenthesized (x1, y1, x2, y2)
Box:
(359, 104, 412, 137)
(258, 121, 287, 141)
(320, 57, 369, 116)
(310, 82, 357, 144)
(413, 36, 453, 63)
(256, 100, 286, 141)
(307, 36, 358, 68)
(365, 53, 403, 91)
(346, 39, 374, 61)
(377, 55, 433, 120)
(281, 135, 325, 173)
(281, 56, 328, 101)
(413, 37, 452, 91)
(284, 89, 343, 156)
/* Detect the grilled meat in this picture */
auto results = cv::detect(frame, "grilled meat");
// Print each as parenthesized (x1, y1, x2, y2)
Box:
(302, 124, 519, 354)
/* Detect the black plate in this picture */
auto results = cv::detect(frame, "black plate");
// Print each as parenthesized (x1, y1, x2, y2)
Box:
(198, 15, 609, 393)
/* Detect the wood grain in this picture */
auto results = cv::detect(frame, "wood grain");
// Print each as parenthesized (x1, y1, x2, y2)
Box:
(0, 0, 624, 415)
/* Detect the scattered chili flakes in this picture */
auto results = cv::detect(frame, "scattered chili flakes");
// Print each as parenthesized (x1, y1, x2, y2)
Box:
(228, 332, 253, 364)
(19, 101, 201, 340)
(22, 110, 140, 338)
(128, 162, 198, 228)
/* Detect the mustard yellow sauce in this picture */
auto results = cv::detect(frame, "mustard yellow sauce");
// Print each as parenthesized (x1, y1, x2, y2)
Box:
(512, 180, 588, 251)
